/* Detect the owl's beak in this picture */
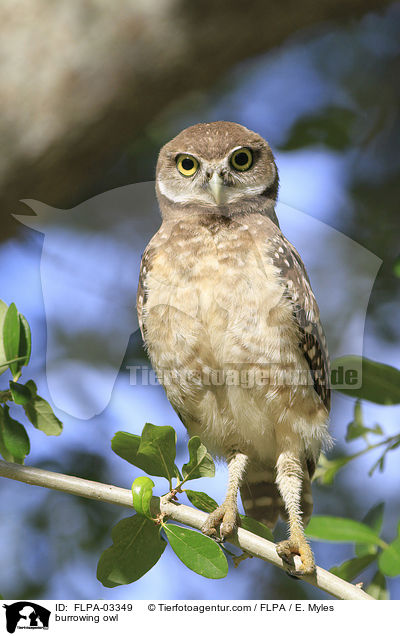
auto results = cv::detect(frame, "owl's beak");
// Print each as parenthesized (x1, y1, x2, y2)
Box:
(208, 172, 224, 205)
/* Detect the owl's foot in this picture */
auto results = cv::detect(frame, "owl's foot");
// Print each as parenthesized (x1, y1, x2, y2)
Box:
(201, 501, 239, 540)
(276, 538, 315, 576)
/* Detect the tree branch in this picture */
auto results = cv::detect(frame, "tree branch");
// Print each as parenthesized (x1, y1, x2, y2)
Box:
(0, 459, 373, 600)
(1, 0, 393, 243)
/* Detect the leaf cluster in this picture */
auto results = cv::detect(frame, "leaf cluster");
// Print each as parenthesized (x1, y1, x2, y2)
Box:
(316, 357, 400, 486)
(312, 355, 400, 598)
(0, 300, 62, 463)
(97, 423, 273, 587)
(306, 503, 400, 599)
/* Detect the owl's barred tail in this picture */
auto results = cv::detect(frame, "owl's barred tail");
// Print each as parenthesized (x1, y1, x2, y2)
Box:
(240, 469, 282, 529)
(240, 464, 314, 530)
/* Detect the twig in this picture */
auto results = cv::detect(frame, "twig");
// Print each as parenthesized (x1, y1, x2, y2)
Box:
(0, 460, 374, 601)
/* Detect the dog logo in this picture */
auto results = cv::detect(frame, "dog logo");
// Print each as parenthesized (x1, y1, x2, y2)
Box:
(3, 602, 50, 633)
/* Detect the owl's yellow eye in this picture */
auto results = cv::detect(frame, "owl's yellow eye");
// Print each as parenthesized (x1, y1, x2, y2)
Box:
(176, 154, 199, 177)
(230, 147, 253, 171)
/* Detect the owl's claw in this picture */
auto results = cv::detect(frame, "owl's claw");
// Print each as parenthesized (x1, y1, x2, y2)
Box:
(276, 538, 316, 576)
(201, 502, 239, 540)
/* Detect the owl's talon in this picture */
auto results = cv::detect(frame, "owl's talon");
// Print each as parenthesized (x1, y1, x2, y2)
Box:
(276, 538, 315, 576)
(201, 503, 238, 540)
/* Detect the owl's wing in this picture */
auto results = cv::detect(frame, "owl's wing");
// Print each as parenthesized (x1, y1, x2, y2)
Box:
(137, 243, 154, 340)
(268, 229, 331, 415)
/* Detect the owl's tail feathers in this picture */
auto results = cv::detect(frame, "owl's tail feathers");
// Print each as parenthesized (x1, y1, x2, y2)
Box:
(240, 467, 282, 529)
(240, 465, 314, 530)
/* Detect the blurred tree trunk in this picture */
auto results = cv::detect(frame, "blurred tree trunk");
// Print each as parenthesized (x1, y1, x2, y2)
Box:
(0, 0, 392, 240)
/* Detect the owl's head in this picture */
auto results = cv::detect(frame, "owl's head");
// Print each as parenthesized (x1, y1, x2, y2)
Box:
(155, 121, 278, 216)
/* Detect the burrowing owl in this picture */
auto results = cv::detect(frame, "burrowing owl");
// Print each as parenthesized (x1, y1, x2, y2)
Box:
(137, 121, 331, 575)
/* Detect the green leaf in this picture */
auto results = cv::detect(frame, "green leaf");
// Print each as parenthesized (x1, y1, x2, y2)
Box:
(313, 454, 351, 486)
(366, 570, 389, 600)
(346, 414, 383, 442)
(389, 439, 400, 452)
(137, 423, 178, 482)
(330, 554, 377, 582)
(345, 400, 365, 441)
(97, 515, 166, 587)
(0, 304, 31, 379)
(9, 381, 32, 406)
(0, 433, 13, 461)
(306, 516, 382, 545)
(185, 489, 218, 513)
(355, 503, 385, 557)
(369, 423, 384, 436)
(0, 300, 9, 377)
(0, 407, 14, 462)
(132, 476, 155, 519)
(0, 405, 30, 463)
(163, 524, 228, 579)
(3, 303, 20, 379)
(24, 391, 63, 436)
(112, 425, 178, 481)
(239, 515, 274, 542)
(280, 106, 356, 151)
(182, 436, 215, 481)
(18, 312, 31, 368)
(112, 431, 141, 464)
(368, 438, 400, 477)
(368, 454, 386, 477)
(333, 356, 400, 404)
(25, 380, 38, 396)
(378, 537, 400, 577)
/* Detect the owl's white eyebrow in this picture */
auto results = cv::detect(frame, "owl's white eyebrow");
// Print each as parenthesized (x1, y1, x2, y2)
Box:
(173, 152, 199, 160)
(229, 145, 247, 154)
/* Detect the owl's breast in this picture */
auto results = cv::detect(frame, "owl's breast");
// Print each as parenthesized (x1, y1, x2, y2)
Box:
(141, 219, 294, 366)
(139, 217, 328, 461)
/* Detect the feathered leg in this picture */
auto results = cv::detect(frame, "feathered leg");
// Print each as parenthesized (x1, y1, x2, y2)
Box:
(275, 449, 315, 575)
(202, 452, 248, 539)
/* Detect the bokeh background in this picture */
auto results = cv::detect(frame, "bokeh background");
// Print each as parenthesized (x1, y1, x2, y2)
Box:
(0, 0, 399, 600)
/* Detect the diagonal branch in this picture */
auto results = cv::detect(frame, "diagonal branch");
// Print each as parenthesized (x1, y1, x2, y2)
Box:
(0, 459, 373, 600)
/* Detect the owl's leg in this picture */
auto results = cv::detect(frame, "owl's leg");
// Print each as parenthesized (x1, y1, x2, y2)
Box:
(201, 452, 248, 540)
(275, 450, 315, 576)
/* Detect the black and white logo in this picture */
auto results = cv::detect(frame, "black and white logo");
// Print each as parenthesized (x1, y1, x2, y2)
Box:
(2, 602, 50, 633)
